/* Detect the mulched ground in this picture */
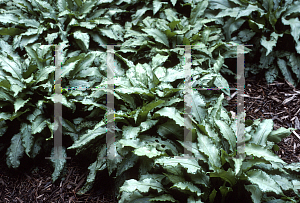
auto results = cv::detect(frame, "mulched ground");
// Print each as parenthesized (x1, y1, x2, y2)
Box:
(0, 74, 299, 202)
(226, 74, 300, 164)
(0, 153, 117, 203)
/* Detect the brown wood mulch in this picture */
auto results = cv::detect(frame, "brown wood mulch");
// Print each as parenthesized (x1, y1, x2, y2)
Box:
(0, 74, 300, 202)
(0, 153, 118, 203)
(226, 75, 300, 164)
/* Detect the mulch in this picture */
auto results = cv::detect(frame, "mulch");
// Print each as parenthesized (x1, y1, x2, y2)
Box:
(0, 74, 300, 202)
(226, 74, 300, 164)
(0, 153, 117, 203)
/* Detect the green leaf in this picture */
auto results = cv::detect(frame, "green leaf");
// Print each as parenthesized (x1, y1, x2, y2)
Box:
(14, 98, 30, 113)
(213, 75, 230, 96)
(155, 156, 201, 174)
(77, 145, 106, 195)
(100, 24, 124, 41)
(67, 121, 106, 150)
(29, 136, 44, 158)
(79, 21, 96, 29)
(73, 31, 90, 52)
(6, 76, 24, 97)
(210, 168, 236, 186)
(183, 37, 190, 45)
(246, 169, 283, 195)
(90, 17, 113, 25)
(244, 143, 285, 164)
(208, 0, 235, 10)
(282, 11, 300, 54)
(223, 18, 246, 41)
(277, 58, 296, 87)
(260, 32, 283, 56)
(152, 53, 169, 69)
(45, 94, 76, 110)
(25, 45, 43, 69)
(79, 0, 96, 14)
(265, 65, 278, 84)
(120, 178, 164, 194)
(209, 189, 217, 203)
(69, 52, 95, 78)
(153, 107, 184, 127)
(215, 119, 236, 152)
(61, 61, 80, 78)
(74, 0, 82, 7)
(270, 174, 294, 191)
(61, 118, 78, 134)
(196, 128, 222, 170)
(45, 33, 58, 44)
(50, 146, 67, 182)
(153, 0, 163, 15)
(137, 100, 165, 124)
(167, 20, 181, 31)
(35, 66, 55, 84)
(219, 185, 233, 200)
(0, 55, 22, 80)
(0, 14, 19, 24)
(170, 0, 177, 7)
(161, 68, 185, 82)
(20, 123, 33, 158)
(6, 133, 24, 169)
(0, 28, 24, 35)
(171, 181, 202, 197)
(244, 184, 263, 203)
(19, 19, 40, 29)
(10, 108, 30, 121)
(210, 93, 224, 121)
(236, 4, 265, 19)
(268, 127, 293, 143)
(249, 119, 273, 147)
(115, 87, 155, 98)
(164, 29, 177, 39)
(215, 7, 240, 18)
(32, 0, 53, 12)
(65, 0, 75, 11)
(31, 115, 49, 135)
(19, 35, 39, 50)
(0, 112, 12, 121)
(150, 194, 177, 202)
(288, 53, 300, 82)
(0, 120, 8, 137)
(0, 77, 11, 90)
(131, 5, 150, 25)
(190, 91, 206, 124)
(212, 52, 224, 73)
(142, 28, 169, 47)
(57, 0, 67, 12)
(157, 120, 184, 140)
(190, 0, 209, 25)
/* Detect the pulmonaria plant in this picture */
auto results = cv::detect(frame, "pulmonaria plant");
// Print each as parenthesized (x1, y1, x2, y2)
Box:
(1, 0, 299, 202)
(203, 0, 300, 87)
(115, 92, 300, 203)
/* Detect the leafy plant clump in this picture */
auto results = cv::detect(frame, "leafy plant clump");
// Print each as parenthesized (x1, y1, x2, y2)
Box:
(0, 0, 299, 202)
(202, 0, 300, 87)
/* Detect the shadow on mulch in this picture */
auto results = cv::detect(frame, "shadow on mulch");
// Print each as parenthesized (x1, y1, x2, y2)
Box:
(0, 152, 118, 203)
